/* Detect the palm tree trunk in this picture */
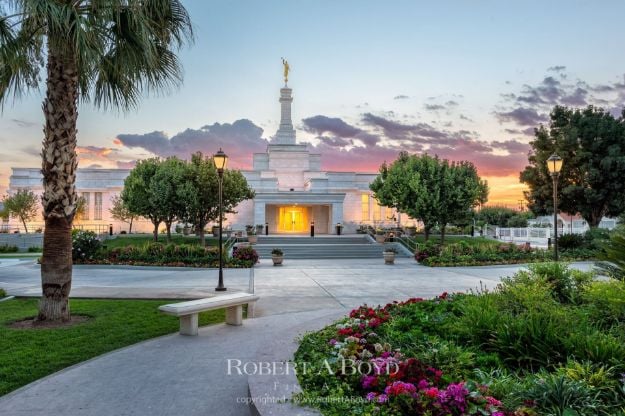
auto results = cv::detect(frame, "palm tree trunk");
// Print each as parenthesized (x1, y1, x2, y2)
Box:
(37, 42, 78, 322)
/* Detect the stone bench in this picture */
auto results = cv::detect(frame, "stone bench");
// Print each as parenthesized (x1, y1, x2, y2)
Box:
(159, 292, 260, 336)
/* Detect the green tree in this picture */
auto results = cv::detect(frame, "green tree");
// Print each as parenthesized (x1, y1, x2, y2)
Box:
(109, 195, 136, 234)
(2, 189, 39, 232)
(520, 105, 625, 227)
(151, 157, 187, 242)
(178, 152, 255, 246)
(121, 158, 165, 242)
(371, 152, 488, 242)
(0, 1, 193, 321)
(475, 206, 518, 227)
(436, 160, 487, 242)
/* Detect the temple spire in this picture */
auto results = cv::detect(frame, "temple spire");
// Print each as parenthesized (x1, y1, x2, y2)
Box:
(274, 61, 296, 144)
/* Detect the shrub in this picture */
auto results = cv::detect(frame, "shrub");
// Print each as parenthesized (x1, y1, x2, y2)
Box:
(232, 246, 258, 265)
(596, 225, 625, 281)
(558, 233, 585, 250)
(383, 247, 398, 254)
(271, 248, 283, 256)
(0, 288, 6, 297)
(72, 230, 101, 262)
(27, 246, 42, 253)
(0, 245, 18, 253)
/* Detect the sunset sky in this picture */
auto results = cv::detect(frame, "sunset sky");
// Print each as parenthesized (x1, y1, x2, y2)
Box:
(2, 0, 625, 205)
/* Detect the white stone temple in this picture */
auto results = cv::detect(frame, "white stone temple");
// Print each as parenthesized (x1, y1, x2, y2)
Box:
(7, 77, 399, 234)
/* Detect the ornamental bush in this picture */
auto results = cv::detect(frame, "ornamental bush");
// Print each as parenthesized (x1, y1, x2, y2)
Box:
(71, 230, 101, 262)
(295, 264, 625, 415)
(233, 246, 258, 265)
(0, 245, 18, 253)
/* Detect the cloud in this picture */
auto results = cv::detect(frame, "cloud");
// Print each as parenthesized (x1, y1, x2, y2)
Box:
(393, 95, 409, 100)
(496, 69, 625, 126)
(116, 119, 268, 168)
(495, 107, 548, 126)
(301, 115, 379, 147)
(424, 104, 446, 111)
(547, 65, 567, 72)
(12, 119, 37, 128)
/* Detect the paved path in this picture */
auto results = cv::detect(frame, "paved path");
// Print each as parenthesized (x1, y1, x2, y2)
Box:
(0, 259, 594, 415)
(0, 258, 593, 316)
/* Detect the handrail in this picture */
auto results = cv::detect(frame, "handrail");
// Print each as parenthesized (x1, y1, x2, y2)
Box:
(396, 235, 417, 253)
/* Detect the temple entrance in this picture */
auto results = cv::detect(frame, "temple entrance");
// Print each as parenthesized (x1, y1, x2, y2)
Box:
(277, 206, 309, 233)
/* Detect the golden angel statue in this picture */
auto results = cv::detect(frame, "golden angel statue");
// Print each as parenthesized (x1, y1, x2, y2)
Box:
(281, 57, 290, 84)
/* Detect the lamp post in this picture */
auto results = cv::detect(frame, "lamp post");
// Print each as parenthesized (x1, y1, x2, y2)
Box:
(547, 153, 563, 261)
(213, 148, 228, 291)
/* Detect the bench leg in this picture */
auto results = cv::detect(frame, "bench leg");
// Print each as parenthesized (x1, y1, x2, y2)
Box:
(180, 314, 198, 336)
(247, 301, 256, 319)
(225, 305, 243, 326)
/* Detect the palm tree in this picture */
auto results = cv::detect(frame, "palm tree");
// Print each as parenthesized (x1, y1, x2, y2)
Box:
(0, 1, 193, 321)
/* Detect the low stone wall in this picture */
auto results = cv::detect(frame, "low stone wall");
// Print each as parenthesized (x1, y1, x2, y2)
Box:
(0, 233, 43, 251)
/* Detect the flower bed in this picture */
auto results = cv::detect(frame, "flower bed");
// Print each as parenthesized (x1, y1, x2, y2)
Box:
(294, 263, 625, 415)
(414, 241, 592, 266)
(74, 238, 256, 268)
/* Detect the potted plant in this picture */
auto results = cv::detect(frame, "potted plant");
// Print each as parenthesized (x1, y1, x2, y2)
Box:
(383, 247, 398, 264)
(247, 227, 258, 244)
(375, 228, 386, 243)
(271, 248, 284, 266)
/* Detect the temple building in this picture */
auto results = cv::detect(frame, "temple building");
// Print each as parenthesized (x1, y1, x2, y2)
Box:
(7, 75, 398, 234)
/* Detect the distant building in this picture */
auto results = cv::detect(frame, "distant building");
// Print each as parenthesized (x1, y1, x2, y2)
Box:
(7, 79, 400, 234)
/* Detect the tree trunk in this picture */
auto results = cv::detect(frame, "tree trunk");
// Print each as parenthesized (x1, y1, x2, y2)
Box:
(129, 218, 133, 234)
(38, 216, 73, 321)
(38, 41, 78, 322)
(21, 218, 28, 233)
(165, 221, 172, 242)
(440, 225, 446, 244)
(152, 221, 159, 242)
(424, 226, 431, 241)
(198, 224, 206, 247)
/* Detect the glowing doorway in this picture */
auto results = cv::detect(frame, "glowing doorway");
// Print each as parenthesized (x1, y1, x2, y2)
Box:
(278, 206, 309, 233)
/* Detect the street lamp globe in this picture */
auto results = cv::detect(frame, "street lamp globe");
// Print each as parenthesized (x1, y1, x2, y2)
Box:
(547, 153, 563, 176)
(213, 148, 228, 173)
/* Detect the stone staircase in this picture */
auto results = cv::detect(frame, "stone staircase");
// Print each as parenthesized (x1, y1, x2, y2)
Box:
(253, 235, 410, 259)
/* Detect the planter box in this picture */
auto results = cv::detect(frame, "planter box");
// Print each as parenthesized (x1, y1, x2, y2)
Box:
(383, 252, 396, 264)
(248, 235, 258, 244)
(375, 235, 386, 243)
(271, 255, 284, 266)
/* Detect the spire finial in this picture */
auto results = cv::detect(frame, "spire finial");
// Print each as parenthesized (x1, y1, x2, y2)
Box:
(281, 57, 290, 86)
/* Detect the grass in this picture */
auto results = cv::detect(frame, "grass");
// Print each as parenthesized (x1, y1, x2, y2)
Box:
(0, 298, 226, 396)
(103, 234, 219, 249)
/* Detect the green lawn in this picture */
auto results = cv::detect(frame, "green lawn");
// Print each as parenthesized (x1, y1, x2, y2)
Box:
(0, 298, 226, 396)
(103, 234, 219, 249)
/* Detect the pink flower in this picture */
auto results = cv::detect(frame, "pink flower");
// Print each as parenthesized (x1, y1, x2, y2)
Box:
(384, 381, 417, 397)
(486, 396, 502, 407)
(365, 392, 377, 402)
(377, 394, 389, 403)
(417, 379, 429, 390)
(328, 339, 337, 346)
(362, 375, 378, 389)
(424, 387, 439, 398)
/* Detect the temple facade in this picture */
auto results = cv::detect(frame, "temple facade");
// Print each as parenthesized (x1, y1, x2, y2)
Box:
(7, 80, 399, 234)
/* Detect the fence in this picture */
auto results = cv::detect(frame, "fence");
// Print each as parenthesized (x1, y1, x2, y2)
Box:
(495, 226, 595, 246)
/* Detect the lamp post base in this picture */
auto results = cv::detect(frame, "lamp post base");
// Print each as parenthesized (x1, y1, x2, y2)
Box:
(215, 286, 227, 292)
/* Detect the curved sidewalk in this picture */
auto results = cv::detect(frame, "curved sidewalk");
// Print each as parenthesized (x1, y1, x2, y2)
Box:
(0, 308, 345, 416)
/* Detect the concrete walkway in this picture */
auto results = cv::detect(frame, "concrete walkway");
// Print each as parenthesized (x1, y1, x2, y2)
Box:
(0, 258, 593, 316)
(0, 259, 594, 415)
